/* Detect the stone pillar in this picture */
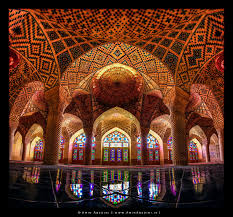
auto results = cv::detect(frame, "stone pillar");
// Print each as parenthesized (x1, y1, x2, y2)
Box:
(170, 87, 189, 166)
(84, 127, 93, 165)
(9, 127, 16, 160)
(205, 137, 210, 163)
(217, 128, 224, 162)
(141, 127, 150, 165)
(21, 135, 27, 161)
(43, 86, 66, 165)
(62, 127, 70, 164)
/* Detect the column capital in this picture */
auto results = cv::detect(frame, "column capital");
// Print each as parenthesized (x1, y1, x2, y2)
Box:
(141, 127, 150, 137)
(169, 86, 190, 114)
(45, 85, 72, 114)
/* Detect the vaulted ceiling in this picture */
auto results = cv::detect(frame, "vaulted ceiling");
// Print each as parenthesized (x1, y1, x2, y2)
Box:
(9, 8, 224, 132)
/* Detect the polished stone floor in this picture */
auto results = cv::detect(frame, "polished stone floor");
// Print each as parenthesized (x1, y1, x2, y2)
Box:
(8, 163, 224, 209)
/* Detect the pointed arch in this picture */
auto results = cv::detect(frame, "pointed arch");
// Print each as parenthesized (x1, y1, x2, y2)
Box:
(101, 127, 131, 165)
(25, 123, 44, 161)
(11, 131, 23, 160)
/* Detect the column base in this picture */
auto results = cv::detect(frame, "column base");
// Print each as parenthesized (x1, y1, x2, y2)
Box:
(173, 160, 188, 166)
(43, 160, 58, 165)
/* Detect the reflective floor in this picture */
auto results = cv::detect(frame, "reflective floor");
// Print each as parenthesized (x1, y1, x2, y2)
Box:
(8, 163, 224, 208)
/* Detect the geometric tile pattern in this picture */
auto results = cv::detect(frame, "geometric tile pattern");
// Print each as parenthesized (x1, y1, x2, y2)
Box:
(25, 9, 217, 76)
(9, 9, 59, 90)
(9, 81, 45, 124)
(9, 50, 41, 112)
(16, 111, 47, 139)
(60, 42, 175, 97)
(176, 11, 224, 92)
(9, 8, 224, 137)
(192, 51, 224, 114)
(190, 84, 223, 129)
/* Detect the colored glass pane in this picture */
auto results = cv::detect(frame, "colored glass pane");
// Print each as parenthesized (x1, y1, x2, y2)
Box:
(117, 148, 122, 161)
(91, 149, 95, 160)
(73, 149, 78, 160)
(104, 148, 109, 161)
(59, 136, 64, 160)
(149, 149, 153, 161)
(137, 149, 141, 160)
(34, 139, 43, 161)
(110, 148, 115, 161)
(167, 137, 172, 149)
(155, 150, 159, 160)
(137, 136, 142, 161)
(79, 149, 83, 160)
(103, 130, 129, 163)
(123, 149, 128, 162)
(189, 140, 198, 161)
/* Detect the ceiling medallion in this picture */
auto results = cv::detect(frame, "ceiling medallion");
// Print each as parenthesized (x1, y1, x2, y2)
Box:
(92, 66, 143, 106)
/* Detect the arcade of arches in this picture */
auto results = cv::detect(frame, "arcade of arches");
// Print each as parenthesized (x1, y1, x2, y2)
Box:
(9, 8, 224, 167)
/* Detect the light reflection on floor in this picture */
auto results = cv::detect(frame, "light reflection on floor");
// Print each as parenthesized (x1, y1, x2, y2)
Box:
(8, 163, 224, 208)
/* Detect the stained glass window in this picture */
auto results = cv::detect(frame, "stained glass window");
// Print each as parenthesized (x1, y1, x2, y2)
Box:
(34, 139, 43, 161)
(59, 136, 64, 161)
(91, 137, 96, 160)
(123, 149, 128, 162)
(147, 134, 159, 149)
(149, 149, 153, 161)
(110, 148, 115, 161)
(147, 133, 160, 163)
(117, 148, 122, 161)
(72, 133, 86, 162)
(104, 148, 109, 161)
(137, 136, 142, 161)
(189, 140, 198, 161)
(102, 130, 129, 164)
(167, 136, 173, 161)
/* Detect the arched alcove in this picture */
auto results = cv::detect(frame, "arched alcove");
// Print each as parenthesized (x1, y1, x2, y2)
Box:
(28, 136, 44, 162)
(189, 125, 207, 163)
(25, 123, 44, 161)
(209, 133, 220, 162)
(188, 138, 203, 163)
(69, 129, 86, 164)
(146, 130, 164, 165)
(101, 127, 131, 165)
(11, 131, 23, 160)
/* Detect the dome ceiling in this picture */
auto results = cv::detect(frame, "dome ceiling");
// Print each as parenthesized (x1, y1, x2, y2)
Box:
(92, 65, 143, 106)
(9, 8, 224, 131)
